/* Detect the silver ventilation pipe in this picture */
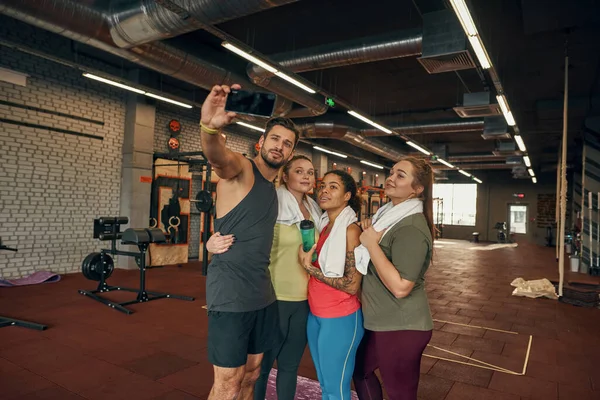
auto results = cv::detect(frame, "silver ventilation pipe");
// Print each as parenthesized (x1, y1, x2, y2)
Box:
(247, 29, 422, 117)
(108, 0, 300, 48)
(448, 154, 506, 162)
(436, 163, 513, 171)
(106, 0, 324, 116)
(249, 29, 422, 80)
(276, 29, 422, 72)
(300, 119, 484, 138)
(0, 0, 293, 116)
(362, 119, 484, 136)
(300, 122, 404, 162)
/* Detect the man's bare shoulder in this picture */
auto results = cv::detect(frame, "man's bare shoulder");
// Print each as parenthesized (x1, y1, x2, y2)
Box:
(216, 154, 253, 186)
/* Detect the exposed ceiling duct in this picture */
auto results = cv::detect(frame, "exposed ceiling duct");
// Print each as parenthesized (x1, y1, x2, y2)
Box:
(417, 9, 477, 74)
(248, 28, 422, 81)
(481, 116, 511, 140)
(446, 154, 507, 163)
(361, 119, 484, 136)
(0, 0, 308, 117)
(300, 122, 404, 162)
(406, 153, 507, 162)
(435, 163, 514, 171)
(493, 141, 523, 156)
(108, 0, 300, 48)
(245, 29, 425, 118)
(453, 92, 502, 119)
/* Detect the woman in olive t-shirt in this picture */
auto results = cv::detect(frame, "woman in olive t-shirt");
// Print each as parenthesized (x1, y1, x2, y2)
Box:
(353, 157, 434, 400)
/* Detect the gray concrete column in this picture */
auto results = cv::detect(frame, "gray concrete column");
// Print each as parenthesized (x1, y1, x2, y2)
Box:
(119, 74, 156, 269)
(313, 152, 328, 179)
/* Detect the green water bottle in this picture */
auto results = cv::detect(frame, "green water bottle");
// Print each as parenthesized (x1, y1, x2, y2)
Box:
(300, 220, 317, 262)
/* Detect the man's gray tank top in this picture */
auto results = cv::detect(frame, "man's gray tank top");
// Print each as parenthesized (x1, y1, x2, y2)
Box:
(205, 159, 278, 312)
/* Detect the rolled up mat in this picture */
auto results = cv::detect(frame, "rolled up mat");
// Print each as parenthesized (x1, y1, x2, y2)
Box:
(0, 271, 61, 287)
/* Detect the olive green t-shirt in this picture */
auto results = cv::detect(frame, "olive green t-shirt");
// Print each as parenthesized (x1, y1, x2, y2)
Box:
(360, 213, 433, 331)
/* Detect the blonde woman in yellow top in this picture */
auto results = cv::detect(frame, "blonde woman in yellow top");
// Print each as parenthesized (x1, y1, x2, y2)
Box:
(207, 155, 322, 400)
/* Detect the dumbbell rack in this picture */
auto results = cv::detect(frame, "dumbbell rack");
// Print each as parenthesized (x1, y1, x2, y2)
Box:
(78, 217, 194, 315)
(0, 238, 48, 330)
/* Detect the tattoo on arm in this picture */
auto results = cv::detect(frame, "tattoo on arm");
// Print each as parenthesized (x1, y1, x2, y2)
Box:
(305, 250, 359, 295)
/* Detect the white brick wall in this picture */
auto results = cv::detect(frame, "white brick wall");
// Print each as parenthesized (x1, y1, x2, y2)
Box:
(0, 46, 126, 278)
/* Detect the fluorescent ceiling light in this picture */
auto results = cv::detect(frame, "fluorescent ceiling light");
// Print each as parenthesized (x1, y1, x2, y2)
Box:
(222, 42, 278, 73)
(449, 1, 491, 69)
(514, 135, 526, 152)
(406, 141, 431, 155)
(145, 92, 192, 108)
(313, 146, 347, 158)
(449, 0, 478, 36)
(468, 35, 492, 69)
(532, 177, 537, 183)
(275, 72, 316, 94)
(496, 95, 516, 126)
(523, 155, 531, 167)
(84, 73, 194, 108)
(360, 160, 384, 170)
(528, 168, 535, 177)
(222, 42, 315, 94)
(236, 121, 264, 132)
(83, 73, 145, 94)
(473, 177, 482, 184)
(348, 111, 393, 134)
(459, 170, 471, 177)
(496, 94, 509, 115)
(437, 158, 455, 169)
(504, 110, 516, 126)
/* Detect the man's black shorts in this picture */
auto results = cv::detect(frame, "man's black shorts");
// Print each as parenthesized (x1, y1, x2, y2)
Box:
(207, 301, 281, 368)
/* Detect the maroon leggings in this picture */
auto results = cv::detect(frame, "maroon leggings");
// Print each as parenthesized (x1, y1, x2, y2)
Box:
(352, 329, 432, 400)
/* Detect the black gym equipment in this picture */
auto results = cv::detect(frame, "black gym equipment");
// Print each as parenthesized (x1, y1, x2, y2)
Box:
(78, 217, 194, 314)
(494, 222, 508, 243)
(0, 237, 48, 330)
(194, 189, 213, 213)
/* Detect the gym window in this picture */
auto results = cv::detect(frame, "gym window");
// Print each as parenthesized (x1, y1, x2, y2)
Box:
(433, 183, 477, 226)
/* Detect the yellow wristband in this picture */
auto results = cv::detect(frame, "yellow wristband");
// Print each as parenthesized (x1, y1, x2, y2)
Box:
(200, 122, 219, 135)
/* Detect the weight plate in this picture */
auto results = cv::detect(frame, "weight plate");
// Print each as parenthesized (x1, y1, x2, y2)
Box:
(82, 253, 114, 281)
(81, 252, 98, 280)
(195, 190, 213, 212)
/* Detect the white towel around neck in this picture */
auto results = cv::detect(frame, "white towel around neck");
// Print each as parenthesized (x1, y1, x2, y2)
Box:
(354, 198, 423, 275)
(316, 206, 358, 278)
(276, 186, 323, 228)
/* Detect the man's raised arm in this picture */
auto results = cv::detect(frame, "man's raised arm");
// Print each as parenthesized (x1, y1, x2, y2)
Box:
(200, 84, 245, 180)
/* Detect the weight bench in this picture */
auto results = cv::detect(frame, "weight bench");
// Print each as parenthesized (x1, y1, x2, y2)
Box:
(78, 217, 194, 314)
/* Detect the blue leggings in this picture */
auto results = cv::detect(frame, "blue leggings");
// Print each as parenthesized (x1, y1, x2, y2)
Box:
(307, 309, 364, 400)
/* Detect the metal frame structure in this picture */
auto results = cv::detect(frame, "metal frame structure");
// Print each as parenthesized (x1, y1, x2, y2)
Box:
(152, 151, 214, 275)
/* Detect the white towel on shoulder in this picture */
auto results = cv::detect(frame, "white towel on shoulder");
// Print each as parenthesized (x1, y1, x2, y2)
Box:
(317, 206, 358, 277)
(276, 186, 323, 228)
(354, 198, 423, 275)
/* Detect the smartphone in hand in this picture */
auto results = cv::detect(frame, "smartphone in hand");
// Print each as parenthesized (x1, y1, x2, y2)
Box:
(225, 89, 276, 118)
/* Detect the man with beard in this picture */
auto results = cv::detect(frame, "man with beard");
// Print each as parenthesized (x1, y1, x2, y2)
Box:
(200, 84, 300, 400)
